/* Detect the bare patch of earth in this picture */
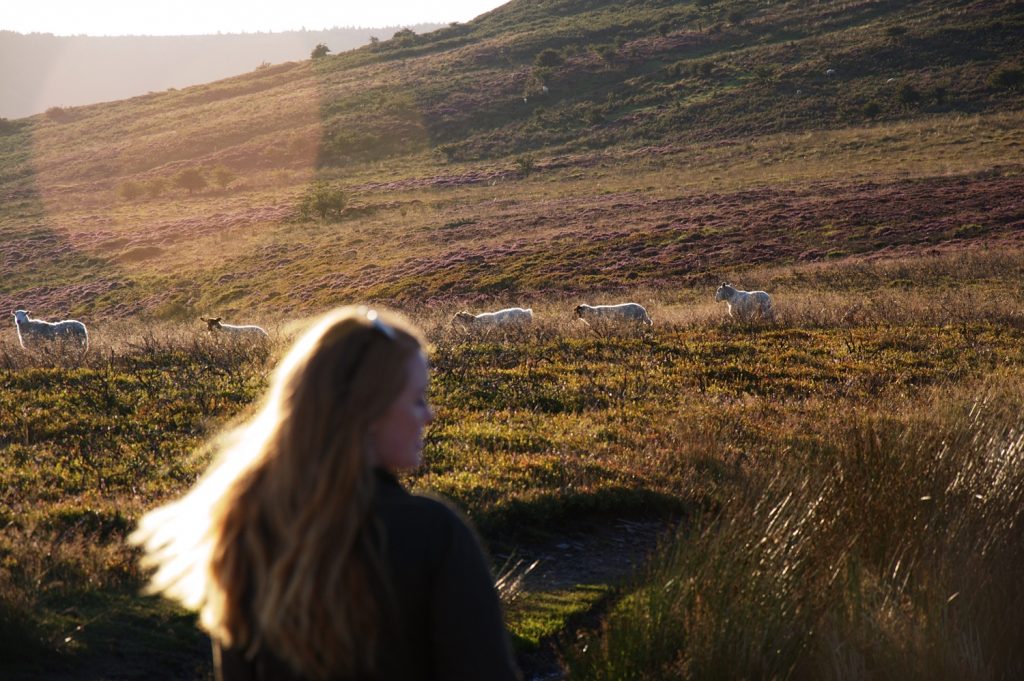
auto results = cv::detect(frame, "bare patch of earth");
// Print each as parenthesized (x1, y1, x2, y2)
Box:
(509, 518, 670, 592)
(498, 518, 675, 681)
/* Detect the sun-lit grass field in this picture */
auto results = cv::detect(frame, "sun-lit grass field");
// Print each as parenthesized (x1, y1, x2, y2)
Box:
(4, 249, 1024, 677)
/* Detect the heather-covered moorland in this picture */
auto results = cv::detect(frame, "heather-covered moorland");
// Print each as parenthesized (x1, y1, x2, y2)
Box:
(2, 0, 1023, 678)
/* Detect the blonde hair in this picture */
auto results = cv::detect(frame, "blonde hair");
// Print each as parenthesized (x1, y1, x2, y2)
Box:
(131, 306, 425, 679)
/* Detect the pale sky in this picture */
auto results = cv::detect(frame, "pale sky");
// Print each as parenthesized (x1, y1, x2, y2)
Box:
(1, 0, 508, 36)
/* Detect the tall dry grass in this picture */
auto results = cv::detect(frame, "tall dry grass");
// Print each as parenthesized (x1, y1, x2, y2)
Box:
(565, 375, 1024, 680)
(3, 276, 1023, 676)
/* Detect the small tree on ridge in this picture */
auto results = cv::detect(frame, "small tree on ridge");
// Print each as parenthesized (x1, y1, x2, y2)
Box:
(175, 168, 207, 195)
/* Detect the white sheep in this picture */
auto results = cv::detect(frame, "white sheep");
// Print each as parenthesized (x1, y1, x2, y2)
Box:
(574, 303, 652, 326)
(12, 309, 89, 350)
(200, 316, 269, 340)
(452, 307, 534, 329)
(714, 283, 775, 321)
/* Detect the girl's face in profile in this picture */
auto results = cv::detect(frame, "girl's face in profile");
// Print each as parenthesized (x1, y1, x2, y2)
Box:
(370, 351, 434, 472)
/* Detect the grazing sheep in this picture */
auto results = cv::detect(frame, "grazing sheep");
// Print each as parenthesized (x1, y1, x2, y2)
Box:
(826, 68, 837, 77)
(200, 316, 269, 340)
(714, 283, 775, 321)
(12, 309, 88, 350)
(574, 303, 652, 326)
(452, 307, 534, 329)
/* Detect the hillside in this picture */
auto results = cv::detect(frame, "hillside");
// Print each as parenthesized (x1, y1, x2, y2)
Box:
(1, 0, 1022, 322)
(0, 25, 444, 120)
(3, 1, 1024, 678)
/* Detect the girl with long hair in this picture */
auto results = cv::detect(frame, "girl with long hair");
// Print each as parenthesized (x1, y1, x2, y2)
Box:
(131, 306, 521, 680)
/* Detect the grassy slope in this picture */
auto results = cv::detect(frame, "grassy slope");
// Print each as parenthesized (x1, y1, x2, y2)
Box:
(2, 0, 1024, 677)
(5, 301, 1024, 677)
(0, 0, 1021, 319)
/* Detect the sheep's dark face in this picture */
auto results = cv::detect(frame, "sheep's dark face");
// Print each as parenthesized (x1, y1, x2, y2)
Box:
(574, 305, 586, 318)
(201, 317, 223, 330)
(452, 312, 475, 327)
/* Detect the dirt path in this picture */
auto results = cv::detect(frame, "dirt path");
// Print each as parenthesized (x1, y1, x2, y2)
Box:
(515, 518, 670, 592)
(498, 518, 675, 680)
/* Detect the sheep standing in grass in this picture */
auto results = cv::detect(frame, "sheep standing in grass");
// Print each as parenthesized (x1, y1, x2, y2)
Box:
(574, 303, 652, 326)
(714, 284, 775, 321)
(200, 316, 269, 340)
(452, 307, 534, 329)
(12, 309, 89, 350)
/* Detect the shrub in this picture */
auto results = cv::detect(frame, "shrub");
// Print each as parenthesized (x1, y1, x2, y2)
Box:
(989, 65, 1024, 90)
(898, 83, 924, 108)
(535, 48, 564, 68)
(45, 106, 71, 122)
(310, 43, 330, 59)
(437, 143, 458, 162)
(886, 25, 908, 40)
(117, 180, 145, 201)
(515, 155, 536, 177)
(595, 44, 617, 63)
(532, 66, 554, 87)
(862, 100, 882, 118)
(174, 167, 207, 194)
(299, 180, 348, 222)
(752, 64, 777, 87)
(582, 107, 605, 125)
(212, 166, 235, 190)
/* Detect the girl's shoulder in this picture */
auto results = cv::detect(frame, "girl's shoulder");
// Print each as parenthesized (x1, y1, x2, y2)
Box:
(374, 469, 472, 528)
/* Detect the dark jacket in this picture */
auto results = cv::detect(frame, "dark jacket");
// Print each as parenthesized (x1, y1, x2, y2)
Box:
(215, 468, 522, 681)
